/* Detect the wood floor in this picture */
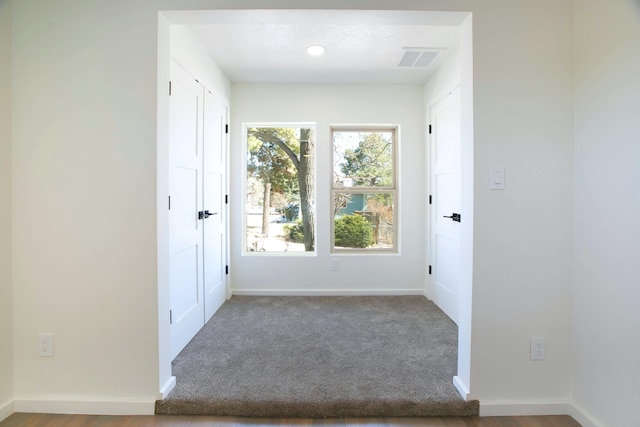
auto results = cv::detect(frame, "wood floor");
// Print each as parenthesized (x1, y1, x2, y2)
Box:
(0, 413, 581, 427)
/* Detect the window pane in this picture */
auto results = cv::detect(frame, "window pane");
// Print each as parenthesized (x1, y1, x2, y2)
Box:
(333, 192, 394, 250)
(333, 130, 394, 188)
(246, 126, 315, 253)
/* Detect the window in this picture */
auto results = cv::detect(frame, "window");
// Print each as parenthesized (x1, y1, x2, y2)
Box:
(331, 128, 397, 252)
(244, 124, 316, 254)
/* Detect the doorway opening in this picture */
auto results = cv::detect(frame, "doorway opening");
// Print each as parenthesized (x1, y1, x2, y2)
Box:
(157, 8, 474, 402)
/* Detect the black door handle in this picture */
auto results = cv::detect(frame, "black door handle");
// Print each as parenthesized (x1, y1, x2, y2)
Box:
(443, 213, 461, 222)
(198, 210, 217, 220)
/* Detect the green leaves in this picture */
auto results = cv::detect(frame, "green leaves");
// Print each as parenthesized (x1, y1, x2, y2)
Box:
(247, 127, 299, 195)
(338, 132, 393, 187)
(334, 214, 374, 248)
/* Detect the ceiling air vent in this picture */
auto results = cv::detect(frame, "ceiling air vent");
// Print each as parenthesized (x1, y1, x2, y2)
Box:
(398, 48, 442, 68)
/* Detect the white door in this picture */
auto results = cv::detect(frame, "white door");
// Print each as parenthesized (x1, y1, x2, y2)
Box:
(430, 86, 462, 324)
(202, 90, 227, 322)
(169, 62, 205, 360)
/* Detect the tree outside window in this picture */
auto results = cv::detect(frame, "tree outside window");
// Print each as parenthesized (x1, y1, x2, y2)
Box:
(332, 128, 397, 252)
(245, 125, 315, 253)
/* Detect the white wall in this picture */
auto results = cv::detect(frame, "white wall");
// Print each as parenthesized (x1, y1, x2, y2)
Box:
(170, 26, 231, 99)
(469, 0, 574, 411)
(0, 0, 14, 421)
(427, 1, 574, 410)
(230, 84, 425, 294)
(12, 0, 160, 413)
(9, 0, 579, 417)
(424, 48, 461, 108)
(573, 1, 640, 426)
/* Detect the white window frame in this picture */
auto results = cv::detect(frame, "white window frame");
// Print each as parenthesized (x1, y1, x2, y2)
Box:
(330, 126, 398, 254)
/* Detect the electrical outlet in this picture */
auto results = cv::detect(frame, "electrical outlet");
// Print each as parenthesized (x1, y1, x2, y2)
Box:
(38, 333, 53, 357)
(530, 336, 546, 361)
(330, 259, 340, 271)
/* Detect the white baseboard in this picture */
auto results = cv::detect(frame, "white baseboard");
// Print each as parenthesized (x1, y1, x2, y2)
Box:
(453, 376, 470, 400)
(13, 398, 155, 415)
(0, 399, 14, 423)
(479, 400, 572, 416)
(480, 399, 607, 425)
(569, 402, 605, 427)
(159, 376, 176, 399)
(232, 289, 425, 296)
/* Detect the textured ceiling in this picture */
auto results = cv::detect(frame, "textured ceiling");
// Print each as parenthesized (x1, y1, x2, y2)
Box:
(170, 10, 465, 85)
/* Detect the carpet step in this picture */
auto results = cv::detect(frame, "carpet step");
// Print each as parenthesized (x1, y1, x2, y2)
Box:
(158, 296, 479, 418)
(155, 397, 480, 417)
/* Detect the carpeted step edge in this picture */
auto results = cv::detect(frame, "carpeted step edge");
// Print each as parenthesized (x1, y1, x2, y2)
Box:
(155, 398, 480, 418)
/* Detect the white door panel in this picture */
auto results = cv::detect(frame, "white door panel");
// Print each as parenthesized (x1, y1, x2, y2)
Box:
(171, 244, 200, 323)
(203, 90, 227, 322)
(169, 61, 204, 360)
(430, 87, 462, 324)
(435, 234, 456, 298)
(169, 60, 229, 359)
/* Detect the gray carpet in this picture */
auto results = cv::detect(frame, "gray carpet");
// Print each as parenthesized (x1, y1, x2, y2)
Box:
(155, 296, 479, 417)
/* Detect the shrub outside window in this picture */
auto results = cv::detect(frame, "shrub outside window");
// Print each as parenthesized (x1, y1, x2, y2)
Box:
(331, 128, 397, 252)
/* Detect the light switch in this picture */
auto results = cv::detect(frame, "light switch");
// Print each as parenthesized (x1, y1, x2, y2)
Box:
(489, 165, 505, 190)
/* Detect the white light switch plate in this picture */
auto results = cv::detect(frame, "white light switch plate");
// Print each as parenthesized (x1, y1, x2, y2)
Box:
(489, 165, 505, 190)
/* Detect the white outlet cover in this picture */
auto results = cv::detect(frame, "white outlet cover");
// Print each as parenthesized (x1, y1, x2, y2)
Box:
(38, 333, 53, 357)
(530, 336, 546, 361)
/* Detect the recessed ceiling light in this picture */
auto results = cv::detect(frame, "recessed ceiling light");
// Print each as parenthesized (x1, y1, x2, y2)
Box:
(306, 45, 325, 56)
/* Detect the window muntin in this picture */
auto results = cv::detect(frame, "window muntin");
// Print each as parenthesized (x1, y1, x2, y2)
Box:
(331, 128, 397, 252)
(244, 125, 316, 254)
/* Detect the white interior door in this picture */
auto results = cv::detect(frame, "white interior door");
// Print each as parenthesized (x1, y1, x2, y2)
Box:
(430, 86, 462, 324)
(169, 61, 205, 360)
(202, 90, 227, 322)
